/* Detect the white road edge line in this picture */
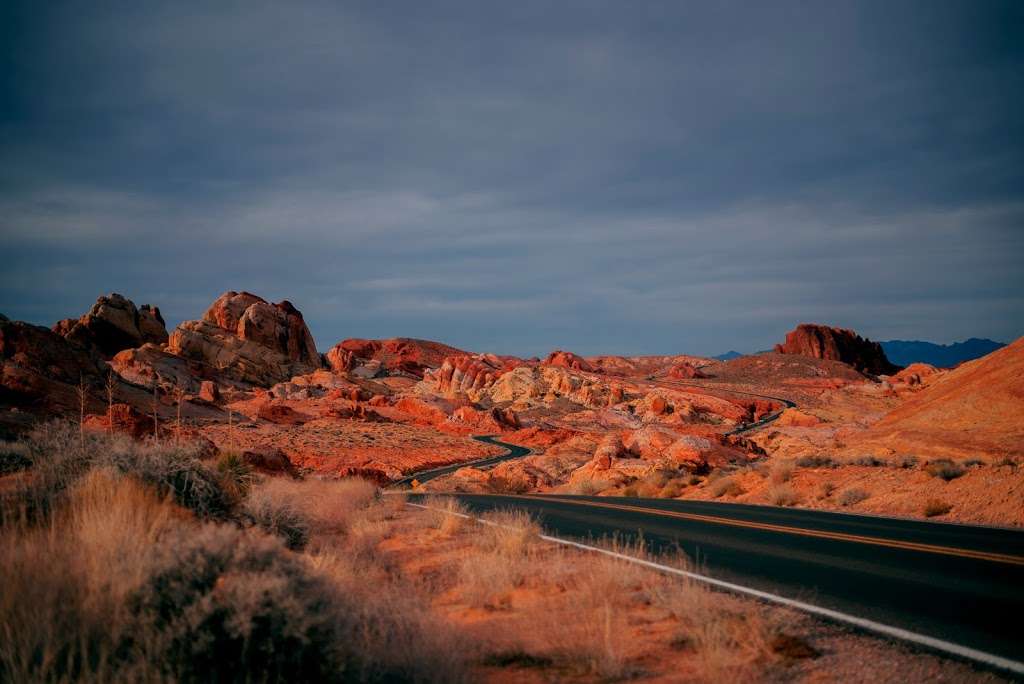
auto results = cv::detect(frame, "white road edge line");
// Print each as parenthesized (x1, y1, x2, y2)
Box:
(406, 501, 1024, 676)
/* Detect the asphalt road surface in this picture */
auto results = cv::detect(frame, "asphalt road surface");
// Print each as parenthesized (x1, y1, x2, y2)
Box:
(410, 492, 1024, 670)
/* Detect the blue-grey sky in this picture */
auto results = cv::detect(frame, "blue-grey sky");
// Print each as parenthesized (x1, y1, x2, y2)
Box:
(2, 1, 1022, 357)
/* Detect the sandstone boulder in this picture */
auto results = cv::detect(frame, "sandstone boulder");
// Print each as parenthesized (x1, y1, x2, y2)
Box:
(667, 362, 707, 379)
(241, 446, 299, 477)
(168, 292, 320, 387)
(54, 293, 168, 359)
(543, 350, 594, 372)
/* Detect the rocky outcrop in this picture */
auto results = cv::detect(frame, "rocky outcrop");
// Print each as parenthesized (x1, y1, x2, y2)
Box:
(168, 292, 321, 387)
(667, 362, 707, 379)
(54, 293, 167, 358)
(1, 318, 110, 417)
(203, 291, 319, 367)
(543, 350, 594, 373)
(325, 337, 468, 378)
(110, 344, 202, 394)
(774, 324, 899, 376)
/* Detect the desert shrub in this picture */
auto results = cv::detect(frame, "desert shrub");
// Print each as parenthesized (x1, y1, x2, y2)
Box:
(924, 459, 966, 481)
(648, 567, 775, 680)
(0, 421, 232, 524)
(963, 458, 984, 468)
(215, 450, 254, 501)
(249, 477, 379, 538)
(688, 474, 704, 485)
(795, 454, 836, 469)
(621, 485, 639, 498)
(573, 478, 610, 496)
(768, 484, 798, 507)
(479, 509, 541, 557)
(109, 442, 233, 519)
(709, 476, 743, 498)
(923, 499, 952, 517)
(770, 461, 794, 484)
(995, 457, 1017, 469)
(847, 455, 887, 467)
(244, 482, 310, 550)
(818, 481, 836, 499)
(425, 495, 470, 535)
(838, 488, 869, 506)
(660, 480, 684, 498)
(0, 441, 32, 475)
(123, 525, 350, 682)
(488, 474, 530, 494)
(312, 552, 472, 682)
(896, 454, 919, 469)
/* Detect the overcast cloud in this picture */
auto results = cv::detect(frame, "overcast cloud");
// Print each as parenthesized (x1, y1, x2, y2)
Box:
(2, 1, 1022, 356)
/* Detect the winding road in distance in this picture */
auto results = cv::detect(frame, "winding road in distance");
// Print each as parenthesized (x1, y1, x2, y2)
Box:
(388, 435, 531, 488)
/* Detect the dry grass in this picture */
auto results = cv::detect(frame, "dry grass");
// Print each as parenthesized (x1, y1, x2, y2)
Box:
(838, 488, 870, 506)
(767, 484, 799, 507)
(923, 499, 953, 517)
(424, 495, 469, 535)
(770, 460, 794, 484)
(925, 459, 967, 481)
(709, 476, 743, 498)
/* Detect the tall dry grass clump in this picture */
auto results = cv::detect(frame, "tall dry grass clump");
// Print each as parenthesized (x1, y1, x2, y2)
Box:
(424, 494, 469, 536)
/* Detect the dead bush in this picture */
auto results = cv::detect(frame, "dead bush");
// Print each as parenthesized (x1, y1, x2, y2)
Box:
(924, 459, 966, 481)
(425, 495, 469, 536)
(767, 484, 798, 507)
(709, 476, 743, 498)
(838, 488, 869, 506)
(770, 460, 794, 484)
(244, 482, 310, 550)
(795, 454, 836, 469)
(923, 499, 953, 517)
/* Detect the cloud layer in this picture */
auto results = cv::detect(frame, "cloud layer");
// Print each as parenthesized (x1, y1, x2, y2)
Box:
(2, 1, 1022, 355)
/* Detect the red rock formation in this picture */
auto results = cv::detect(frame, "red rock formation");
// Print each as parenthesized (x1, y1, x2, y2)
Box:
(256, 403, 311, 426)
(54, 293, 167, 358)
(203, 291, 319, 367)
(667, 362, 707, 379)
(168, 291, 321, 386)
(774, 324, 899, 376)
(543, 350, 594, 373)
(325, 337, 469, 378)
(83, 403, 156, 439)
(241, 446, 299, 477)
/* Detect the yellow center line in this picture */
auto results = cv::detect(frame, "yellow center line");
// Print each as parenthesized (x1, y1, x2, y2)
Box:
(479, 494, 1024, 566)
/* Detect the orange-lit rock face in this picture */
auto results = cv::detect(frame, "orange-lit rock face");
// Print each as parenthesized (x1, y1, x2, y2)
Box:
(168, 291, 321, 387)
(54, 293, 168, 359)
(543, 349, 594, 372)
(667, 362, 706, 379)
(324, 338, 469, 378)
(203, 291, 319, 367)
(774, 323, 899, 376)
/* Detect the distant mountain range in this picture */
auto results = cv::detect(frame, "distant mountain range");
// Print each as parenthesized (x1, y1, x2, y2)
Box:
(880, 338, 1006, 368)
(713, 350, 743, 361)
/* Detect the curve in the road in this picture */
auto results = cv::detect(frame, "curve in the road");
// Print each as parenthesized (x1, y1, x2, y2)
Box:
(410, 492, 1024, 673)
(388, 435, 531, 489)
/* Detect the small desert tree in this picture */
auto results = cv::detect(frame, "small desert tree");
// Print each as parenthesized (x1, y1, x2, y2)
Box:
(105, 369, 117, 435)
(173, 386, 186, 445)
(76, 374, 88, 449)
(151, 381, 160, 444)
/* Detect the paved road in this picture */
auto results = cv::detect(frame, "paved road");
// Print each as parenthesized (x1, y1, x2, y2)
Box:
(389, 435, 531, 488)
(656, 378, 797, 435)
(411, 492, 1024, 670)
